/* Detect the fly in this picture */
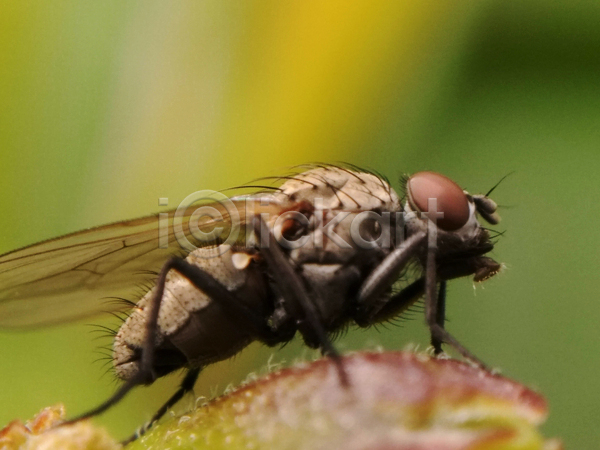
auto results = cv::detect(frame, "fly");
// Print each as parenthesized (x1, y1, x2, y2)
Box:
(0, 165, 503, 442)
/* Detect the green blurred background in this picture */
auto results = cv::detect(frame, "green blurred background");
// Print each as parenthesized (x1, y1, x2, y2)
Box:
(1, 1, 598, 448)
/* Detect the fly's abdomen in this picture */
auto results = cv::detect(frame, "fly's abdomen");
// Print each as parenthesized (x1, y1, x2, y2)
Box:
(113, 245, 267, 381)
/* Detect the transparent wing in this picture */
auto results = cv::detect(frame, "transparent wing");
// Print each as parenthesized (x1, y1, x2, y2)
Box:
(0, 199, 282, 328)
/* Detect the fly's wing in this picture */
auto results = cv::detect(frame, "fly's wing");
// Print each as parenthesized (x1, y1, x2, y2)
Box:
(0, 199, 283, 328)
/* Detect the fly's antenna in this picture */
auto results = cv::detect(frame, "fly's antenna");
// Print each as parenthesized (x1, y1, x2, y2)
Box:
(485, 171, 515, 197)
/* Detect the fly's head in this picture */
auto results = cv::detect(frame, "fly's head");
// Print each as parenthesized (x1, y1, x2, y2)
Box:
(404, 171, 503, 282)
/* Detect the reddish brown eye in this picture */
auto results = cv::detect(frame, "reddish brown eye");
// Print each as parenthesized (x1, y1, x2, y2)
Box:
(407, 172, 470, 231)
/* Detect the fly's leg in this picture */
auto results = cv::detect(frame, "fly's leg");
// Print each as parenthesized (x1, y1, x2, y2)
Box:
(253, 216, 349, 386)
(355, 277, 425, 326)
(355, 231, 427, 322)
(63, 257, 184, 425)
(62, 372, 144, 425)
(121, 367, 201, 445)
(65, 256, 280, 428)
(424, 243, 489, 369)
(354, 226, 488, 369)
(431, 280, 446, 355)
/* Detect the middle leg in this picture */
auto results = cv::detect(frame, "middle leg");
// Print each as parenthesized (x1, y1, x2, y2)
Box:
(253, 216, 348, 385)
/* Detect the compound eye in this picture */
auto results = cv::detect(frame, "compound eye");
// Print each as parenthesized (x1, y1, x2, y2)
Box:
(407, 172, 470, 231)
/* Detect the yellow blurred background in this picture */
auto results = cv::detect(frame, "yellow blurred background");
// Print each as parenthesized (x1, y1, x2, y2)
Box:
(1, 1, 599, 448)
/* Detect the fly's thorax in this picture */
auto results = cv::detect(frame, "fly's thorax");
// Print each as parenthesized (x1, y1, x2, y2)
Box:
(257, 166, 403, 267)
(274, 166, 401, 211)
(283, 210, 394, 328)
(113, 245, 266, 381)
(287, 210, 391, 267)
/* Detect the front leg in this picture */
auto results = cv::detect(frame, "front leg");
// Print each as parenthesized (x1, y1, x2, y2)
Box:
(424, 246, 489, 369)
(355, 227, 489, 369)
(431, 280, 446, 355)
(355, 231, 427, 322)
